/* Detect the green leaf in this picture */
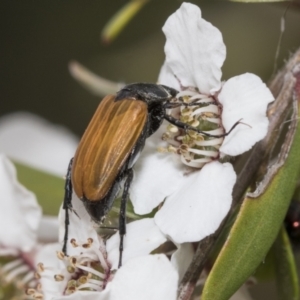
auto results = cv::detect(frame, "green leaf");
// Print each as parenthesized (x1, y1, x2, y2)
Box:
(14, 161, 64, 215)
(274, 226, 300, 300)
(202, 111, 300, 300)
(253, 245, 276, 282)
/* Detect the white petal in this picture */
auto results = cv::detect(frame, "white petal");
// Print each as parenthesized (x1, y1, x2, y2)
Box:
(0, 154, 42, 252)
(162, 3, 225, 94)
(103, 255, 178, 300)
(0, 112, 78, 176)
(158, 61, 181, 90)
(106, 218, 167, 270)
(171, 243, 194, 282)
(155, 162, 236, 243)
(219, 73, 274, 156)
(58, 195, 100, 257)
(130, 122, 186, 214)
(38, 216, 59, 243)
(35, 243, 70, 300)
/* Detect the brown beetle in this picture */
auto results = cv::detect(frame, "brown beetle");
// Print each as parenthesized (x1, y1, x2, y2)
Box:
(62, 83, 240, 267)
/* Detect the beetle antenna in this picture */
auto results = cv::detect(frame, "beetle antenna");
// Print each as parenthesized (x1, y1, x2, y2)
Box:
(164, 113, 248, 138)
(164, 100, 215, 109)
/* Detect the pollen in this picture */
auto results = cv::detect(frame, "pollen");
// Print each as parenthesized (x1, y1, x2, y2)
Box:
(69, 257, 77, 267)
(67, 265, 76, 273)
(167, 124, 178, 133)
(181, 107, 193, 116)
(191, 119, 200, 127)
(26, 288, 35, 295)
(157, 146, 167, 153)
(162, 132, 171, 141)
(87, 238, 94, 244)
(167, 145, 177, 153)
(70, 238, 79, 248)
(78, 275, 88, 284)
(54, 274, 65, 281)
(57, 251, 65, 260)
(26, 287, 44, 299)
(37, 263, 44, 273)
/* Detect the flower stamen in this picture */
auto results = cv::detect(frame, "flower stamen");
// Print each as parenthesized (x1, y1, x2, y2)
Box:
(35, 235, 113, 298)
(161, 92, 225, 168)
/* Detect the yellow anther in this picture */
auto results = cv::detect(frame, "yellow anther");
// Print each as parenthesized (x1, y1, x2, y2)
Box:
(167, 145, 177, 153)
(70, 238, 79, 248)
(67, 265, 76, 273)
(54, 274, 65, 282)
(56, 251, 65, 260)
(37, 263, 44, 272)
(167, 124, 178, 133)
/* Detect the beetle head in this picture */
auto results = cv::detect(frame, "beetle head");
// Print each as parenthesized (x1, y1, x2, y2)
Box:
(116, 83, 178, 106)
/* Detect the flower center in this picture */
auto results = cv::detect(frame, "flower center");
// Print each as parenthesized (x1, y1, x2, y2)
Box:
(159, 90, 224, 168)
(0, 250, 38, 299)
(31, 237, 113, 298)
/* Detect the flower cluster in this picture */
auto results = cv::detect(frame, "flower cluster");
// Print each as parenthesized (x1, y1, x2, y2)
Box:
(32, 206, 179, 300)
(0, 152, 182, 300)
(0, 154, 42, 296)
(0, 2, 273, 300)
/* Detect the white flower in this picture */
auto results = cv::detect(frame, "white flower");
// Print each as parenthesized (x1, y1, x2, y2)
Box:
(0, 112, 78, 177)
(0, 114, 74, 296)
(130, 3, 274, 243)
(0, 154, 43, 291)
(0, 154, 42, 251)
(0, 114, 186, 300)
(34, 198, 179, 300)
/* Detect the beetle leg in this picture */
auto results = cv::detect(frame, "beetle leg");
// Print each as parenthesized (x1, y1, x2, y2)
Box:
(100, 226, 118, 230)
(62, 158, 74, 255)
(118, 168, 134, 268)
(164, 101, 215, 109)
(164, 113, 242, 138)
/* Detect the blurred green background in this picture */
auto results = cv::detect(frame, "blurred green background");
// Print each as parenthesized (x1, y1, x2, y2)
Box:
(1, 0, 300, 137)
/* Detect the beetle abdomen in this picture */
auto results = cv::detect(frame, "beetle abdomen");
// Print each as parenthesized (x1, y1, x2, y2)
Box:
(72, 95, 148, 201)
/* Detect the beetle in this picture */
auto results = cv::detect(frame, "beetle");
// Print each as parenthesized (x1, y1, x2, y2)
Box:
(62, 83, 240, 267)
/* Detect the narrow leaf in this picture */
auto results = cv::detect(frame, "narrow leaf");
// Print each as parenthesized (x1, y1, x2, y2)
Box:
(101, 0, 148, 44)
(202, 90, 300, 299)
(274, 226, 300, 300)
(14, 161, 64, 215)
